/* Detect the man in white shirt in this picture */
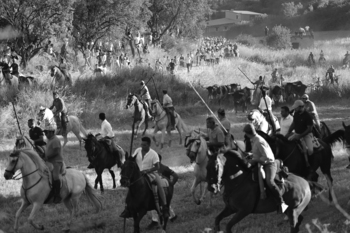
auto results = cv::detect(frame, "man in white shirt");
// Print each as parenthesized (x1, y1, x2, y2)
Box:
(163, 90, 175, 130)
(120, 137, 169, 219)
(87, 113, 115, 169)
(258, 90, 277, 133)
(279, 106, 293, 136)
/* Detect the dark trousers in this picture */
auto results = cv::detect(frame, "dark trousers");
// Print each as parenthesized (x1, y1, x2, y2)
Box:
(164, 107, 175, 128)
(263, 162, 283, 202)
(60, 112, 67, 131)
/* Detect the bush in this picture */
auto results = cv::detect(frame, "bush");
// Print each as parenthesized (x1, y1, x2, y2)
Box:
(236, 34, 260, 46)
(266, 25, 292, 50)
(281, 2, 304, 18)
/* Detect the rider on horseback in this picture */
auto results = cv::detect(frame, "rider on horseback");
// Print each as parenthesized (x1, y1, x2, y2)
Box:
(258, 90, 277, 133)
(120, 137, 170, 219)
(140, 80, 152, 119)
(43, 120, 63, 203)
(162, 90, 175, 130)
(308, 52, 315, 65)
(88, 113, 117, 169)
(49, 91, 67, 134)
(326, 65, 336, 84)
(217, 108, 231, 147)
(59, 58, 70, 81)
(287, 100, 314, 167)
(243, 123, 288, 213)
(28, 119, 46, 158)
(301, 94, 321, 137)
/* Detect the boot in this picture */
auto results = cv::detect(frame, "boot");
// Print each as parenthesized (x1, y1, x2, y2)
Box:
(87, 163, 94, 169)
(119, 207, 133, 218)
(162, 205, 170, 219)
(53, 180, 62, 204)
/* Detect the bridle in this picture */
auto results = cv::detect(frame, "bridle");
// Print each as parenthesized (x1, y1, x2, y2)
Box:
(150, 101, 166, 122)
(121, 161, 143, 187)
(5, 154, 39, 181)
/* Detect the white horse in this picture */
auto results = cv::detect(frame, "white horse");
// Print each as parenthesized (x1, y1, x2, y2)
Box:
(185, 130, 246, 207)
(3, 149, 102, 233)
(37, 107, 87, 148)
(150, 99, 188, 149)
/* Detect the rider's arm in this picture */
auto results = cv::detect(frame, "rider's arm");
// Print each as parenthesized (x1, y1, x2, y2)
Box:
(287, 121, 295, 135)
(168, 168, 178, 185)
(144, 162, 160, 174)
(207, 131, 225, 148)
(299, 125, 313, 138)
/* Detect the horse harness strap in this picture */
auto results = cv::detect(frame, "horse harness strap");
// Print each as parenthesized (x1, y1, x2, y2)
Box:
(229, 170, 243, 180)
(282, 144, 297, 163)
(22, 177, 43, 204)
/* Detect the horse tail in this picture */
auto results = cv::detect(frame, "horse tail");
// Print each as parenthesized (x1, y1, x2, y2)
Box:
(79, 122, 88, 137)
(322, 129, 344, 148)
(84, 175, 103, 213)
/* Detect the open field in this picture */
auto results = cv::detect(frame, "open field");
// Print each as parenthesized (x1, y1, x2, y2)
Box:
(2, 103, 350, 233)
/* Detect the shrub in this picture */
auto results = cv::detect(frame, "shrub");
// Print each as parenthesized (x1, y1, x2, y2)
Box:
(266, 25, 292, 50)
(281, 2, 304, 18)
(236, 34, 260, 46)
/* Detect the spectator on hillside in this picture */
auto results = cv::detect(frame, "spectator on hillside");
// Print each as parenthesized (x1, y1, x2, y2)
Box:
(186, 54, 192, 73)
(265, 26, 269, 36)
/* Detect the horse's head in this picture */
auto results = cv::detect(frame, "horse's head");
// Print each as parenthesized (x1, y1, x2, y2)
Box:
(206, 151, 247, 194)
(342, 122, 350, 147)
(4, 150, 23, 180)
(120, 156, 139, 188)
(83, 134, 100, 158)
(150, 99, 161, 116)
(14, 136, 27, 150)
(125, 93, 137, 109)
(247, 110, 262, 126)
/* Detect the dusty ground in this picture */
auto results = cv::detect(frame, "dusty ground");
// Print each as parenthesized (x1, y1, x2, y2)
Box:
(1, 103, 350, 233)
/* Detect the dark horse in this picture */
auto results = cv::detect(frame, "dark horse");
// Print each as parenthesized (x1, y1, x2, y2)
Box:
(120, 157, 174, 233)
(206, 150, 314, 233)
(83, 134, 126, 192)
(125, 93, 150, 137)
(248, 131, 341, 200)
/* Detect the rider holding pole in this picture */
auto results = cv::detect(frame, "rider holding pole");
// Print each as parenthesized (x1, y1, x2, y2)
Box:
(140, 80, 152, 119)
(162, 90, 175, 130)
(258, 89, 277, 133)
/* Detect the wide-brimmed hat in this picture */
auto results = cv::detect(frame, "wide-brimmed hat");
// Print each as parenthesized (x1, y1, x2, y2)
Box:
(291, 100, 304, 110)
(301, 94, 309, 100)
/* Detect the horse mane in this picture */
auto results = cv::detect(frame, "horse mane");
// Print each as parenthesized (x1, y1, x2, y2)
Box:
(256, 130, 275, 145)
(224, 150, 250, 172)
(321, 121, 331, 136)
(18, 149, 49, 176)
(274, 133, 291, 144)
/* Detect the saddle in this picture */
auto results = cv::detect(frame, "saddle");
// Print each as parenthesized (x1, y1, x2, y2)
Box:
(252, 160, 288, 185)
(143, 174, 170, 205)
(295, 135, 323, 155)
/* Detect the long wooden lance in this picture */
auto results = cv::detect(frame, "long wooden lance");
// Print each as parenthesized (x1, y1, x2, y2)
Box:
(12, 102, 23, 136)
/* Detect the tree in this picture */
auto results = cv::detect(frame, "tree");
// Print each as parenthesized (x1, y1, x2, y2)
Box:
(147, 0, 210, 42)
(0, 0, 75, 68)
(266, 25, 292, 50)
(72, 0, 149, 58)
(281, 2, 304, 18)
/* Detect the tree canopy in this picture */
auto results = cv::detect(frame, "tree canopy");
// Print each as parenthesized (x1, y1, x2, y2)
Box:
(0, 0, 75, 67)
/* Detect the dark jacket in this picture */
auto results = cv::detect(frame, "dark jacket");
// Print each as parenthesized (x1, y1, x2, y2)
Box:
(49, 97, 67, 114)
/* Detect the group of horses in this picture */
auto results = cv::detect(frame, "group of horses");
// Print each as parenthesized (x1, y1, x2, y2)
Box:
(206, 81, 309, 113)
(184, 121, 350, 233)
(0, 61, 72, 91)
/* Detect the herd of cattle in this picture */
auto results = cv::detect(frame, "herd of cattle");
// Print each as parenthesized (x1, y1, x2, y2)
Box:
(206, 81, 308, 112)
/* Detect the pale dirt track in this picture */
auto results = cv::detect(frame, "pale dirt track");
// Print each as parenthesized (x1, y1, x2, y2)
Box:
(1, 102, 350, 233)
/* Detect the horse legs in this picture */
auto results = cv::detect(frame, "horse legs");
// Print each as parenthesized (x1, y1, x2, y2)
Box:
(62, 134, 69, 148)
(133, 209, 147, 233)
(214, 206, 236, 232)
(152, 126, 159, 147)
(167, 128, 172, 148)
(96, 168, 104, 193)
(63, 198, 74, 232)
(109, 169, 116, 189)
(225, 210, 249, 233)
(142, 117, 148, 136)
(191, 178, 201, 205)
(14, 199, 30, 233)
(28, 202, 44, 230)
(176, 122, 182, 145)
